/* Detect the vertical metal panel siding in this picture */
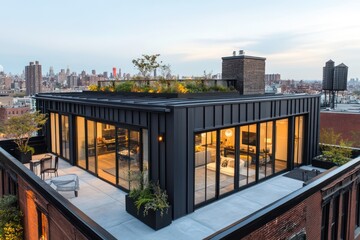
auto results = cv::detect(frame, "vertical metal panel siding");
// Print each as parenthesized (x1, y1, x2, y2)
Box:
(194, 107, 204, 129)
(159, 114, 166, 187)
(240, 104, 246, 122)
(223, 105, 231, 125)
(232, 104, 239, 123)
(172, 108, 188, 219)
(150, 113, 160, 182)
(215, 106, 222, 126)
(187, 108, 195, 213)
(246, 103, 253, 121)
(261, 101, 271, 119)
(204, 106, 214, 128)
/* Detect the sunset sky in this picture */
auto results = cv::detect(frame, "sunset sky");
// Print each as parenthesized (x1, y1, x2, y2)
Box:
(1, 0, 359, 79)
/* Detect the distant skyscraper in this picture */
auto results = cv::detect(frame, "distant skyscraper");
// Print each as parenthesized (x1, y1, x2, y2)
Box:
(92, 70, 96, 75)
(66, 66, 71, 76)
(112, 68, 117, 79)
(49, 66, 54, 77)
(25, 61, 42, 96)
(265, 74, 281, 81)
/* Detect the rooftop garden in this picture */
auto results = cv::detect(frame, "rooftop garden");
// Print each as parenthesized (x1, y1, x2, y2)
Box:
(89, 80, 235, 94)
(88, 54, 236, 94)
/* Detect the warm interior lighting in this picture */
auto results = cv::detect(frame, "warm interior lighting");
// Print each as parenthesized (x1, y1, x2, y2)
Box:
(158, 134, 164, 142)
(266, 138, 272, 144)
(225, 129, 233, 137)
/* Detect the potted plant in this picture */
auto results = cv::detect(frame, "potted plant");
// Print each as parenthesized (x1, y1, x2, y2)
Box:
(0, 111, 47, 163)
(126, 181, 172, 230)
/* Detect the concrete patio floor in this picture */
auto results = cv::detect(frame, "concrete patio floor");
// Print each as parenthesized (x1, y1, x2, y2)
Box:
(32, 155, 307, 240)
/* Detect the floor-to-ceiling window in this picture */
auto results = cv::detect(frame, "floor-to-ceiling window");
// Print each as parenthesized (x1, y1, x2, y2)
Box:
(97, 123, 116, 184)
(275, 119, 288, 173)
(194, 131, 217, 206)
(61, 115, 70, 160)
(117, 128, 141, 190)
(239, 124, 257, 186)
(75, 117, 148, 190)
(219, 128, 235, 195)
(76, 117, 86, 169)
(294, 116, 304, 167)
(194, 117, 304, 208)
(50, 113, 60, 155)
(87, 120, 96, 173)
(259, 121, 273, 179)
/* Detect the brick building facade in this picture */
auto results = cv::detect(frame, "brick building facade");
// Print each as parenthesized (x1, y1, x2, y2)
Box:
(0, 106, 30, 122)
(320, 112, 360, 148)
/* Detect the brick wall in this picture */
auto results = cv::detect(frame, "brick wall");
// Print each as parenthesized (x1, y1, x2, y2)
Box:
(239, 164, 360, 240)
(320, 112, 360, 147)
(222, 56, 265, 95)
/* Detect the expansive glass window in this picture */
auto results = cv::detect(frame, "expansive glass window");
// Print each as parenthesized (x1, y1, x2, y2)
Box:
(259, 121, 273, 179)
(275, 119, 288, 173)
(75, 118, 148, 190)
(50, 113, 60, 155)
(194, 131, 217, 206)
(294, 116, 304, 166)
(117, 128, 141, 190)
(61, 115, 70, 160)
(97, 123, 116, 184)
(239, 124, 257, 186)
(219, 128, 235, 195)
(194, 117, 305, 208)
(87, 120, 96, 173)
(76, 117, 86, 169)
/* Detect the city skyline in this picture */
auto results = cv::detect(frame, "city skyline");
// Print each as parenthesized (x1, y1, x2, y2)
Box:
(1, 0, 360, 79)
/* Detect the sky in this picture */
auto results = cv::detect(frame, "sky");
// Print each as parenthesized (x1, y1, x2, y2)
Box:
(1, 0, 360, 80)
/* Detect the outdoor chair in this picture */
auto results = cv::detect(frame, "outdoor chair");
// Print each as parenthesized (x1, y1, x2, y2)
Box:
(40, 155, 59, 180)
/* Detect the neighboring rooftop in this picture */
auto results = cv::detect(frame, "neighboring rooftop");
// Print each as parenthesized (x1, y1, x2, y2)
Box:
(322, 103, 360, 113)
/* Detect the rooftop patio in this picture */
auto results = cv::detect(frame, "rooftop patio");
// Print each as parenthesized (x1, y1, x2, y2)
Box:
(27, 154, 320, 240)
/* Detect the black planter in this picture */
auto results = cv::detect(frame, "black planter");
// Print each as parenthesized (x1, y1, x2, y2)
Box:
(312, 159, 337, 169)
(125, 195, 172, 230)
(19, 151, 32, 164)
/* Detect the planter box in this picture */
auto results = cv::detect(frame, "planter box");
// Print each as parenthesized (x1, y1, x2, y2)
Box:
(125, 195, 172, 230)
(312, 159, 337, 169)
(19, 151, 32, 164)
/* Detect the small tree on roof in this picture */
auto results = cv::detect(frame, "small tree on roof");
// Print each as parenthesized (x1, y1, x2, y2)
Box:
(132, 54, 165, 79)
(0, 111, 48, 154)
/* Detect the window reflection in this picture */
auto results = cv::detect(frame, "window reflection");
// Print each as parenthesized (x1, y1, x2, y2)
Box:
(219, 128, 235, 195)
(76, 117, 86, 169)
(239, 124, 256, 186)
(275, 119, 288, 173)
(194, 131, 217, 206)
(259, 121, 273, 179)
(294, 116, 304, 166)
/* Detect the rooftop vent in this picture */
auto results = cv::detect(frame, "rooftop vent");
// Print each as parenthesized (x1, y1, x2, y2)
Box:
(233, 51, 236, 56)
(239, 50, 245, 55)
